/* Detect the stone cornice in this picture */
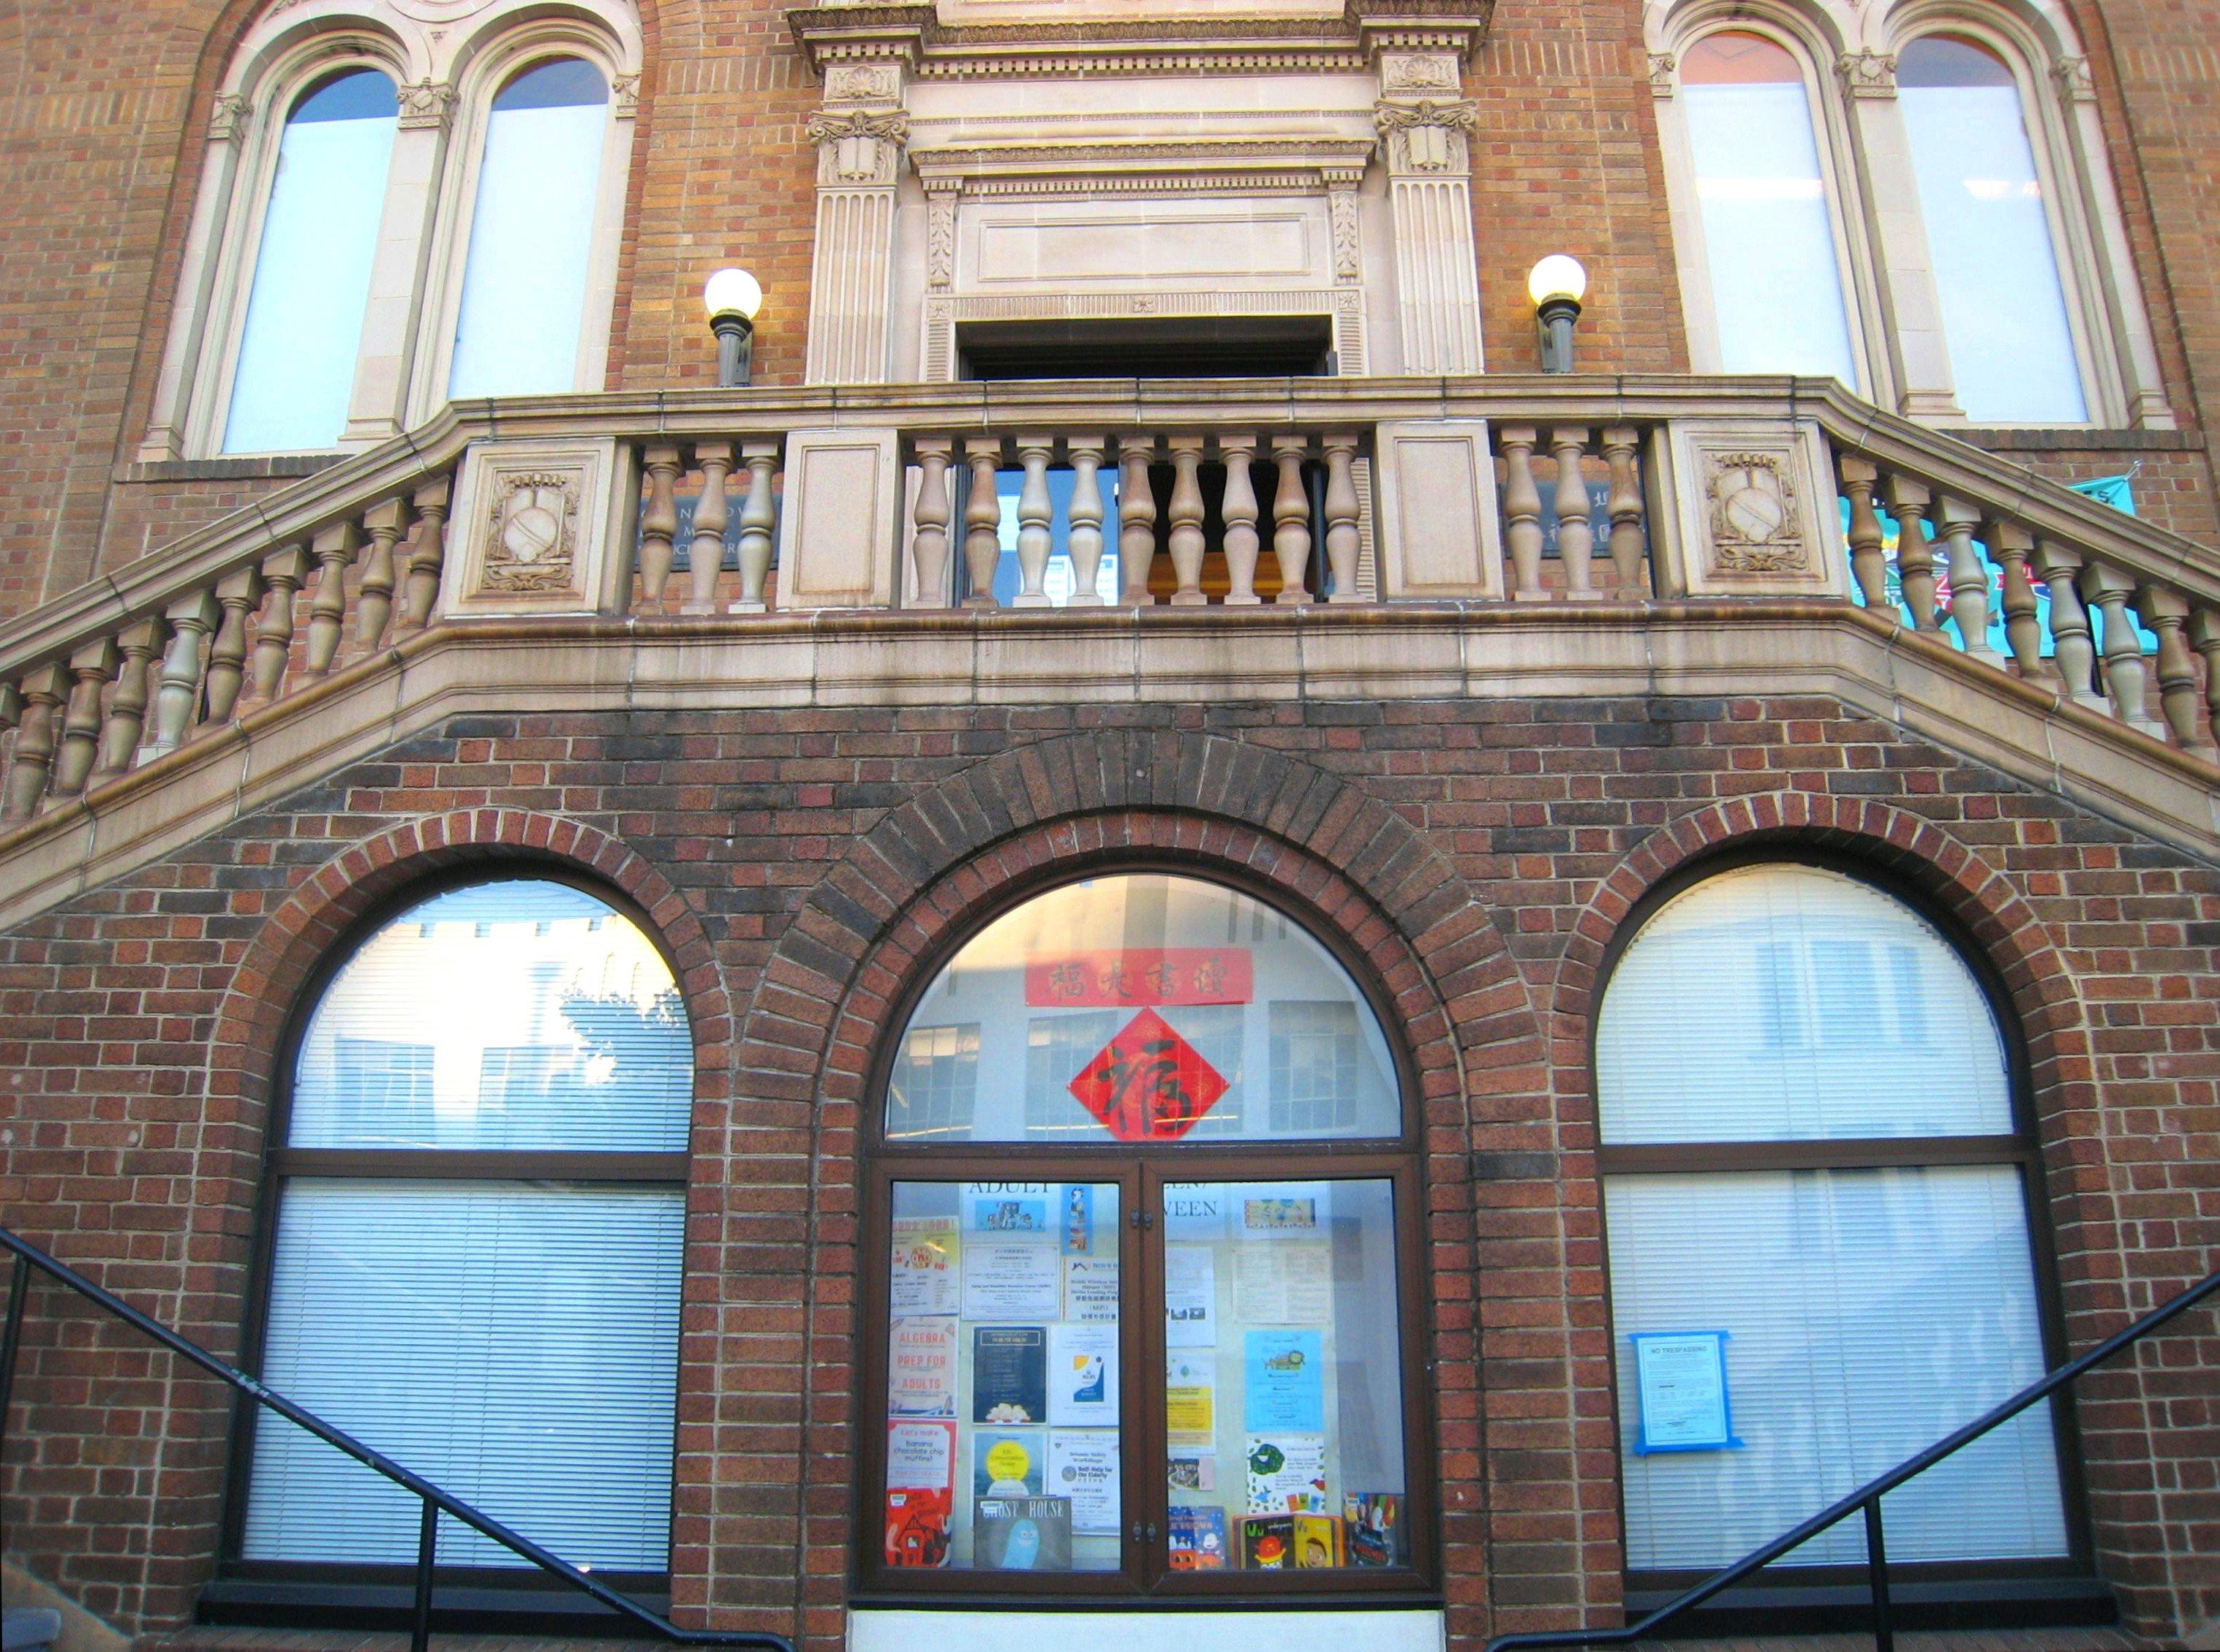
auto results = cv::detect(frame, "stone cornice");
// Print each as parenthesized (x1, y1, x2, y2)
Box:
(908, 134, 1380, 192)
(1, 600, 2215, 935)
(786, 1, 1489, 77)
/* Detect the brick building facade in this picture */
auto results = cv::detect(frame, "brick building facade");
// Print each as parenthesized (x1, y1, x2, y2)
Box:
(1, 0, 2218, 1647)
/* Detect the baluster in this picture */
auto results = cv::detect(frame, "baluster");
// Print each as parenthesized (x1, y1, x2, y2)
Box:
(1013, 434, 1056, 608)
(355, 499, 405, 647)
(152, 592, 219, 756)
(1986, 521, 2044, 679)
(50, 641, 118, 802)
(304, 522, 358, 678)
(1551, 428, 1598, 599)
(1884, 475, 1938, 632)
(3, 664, 67, 821)
(909, 440, 955, 608)
(1220, 434, 1261, 606)
(251, 547, 310, 708)
(1602, 426, 1646, 595)
(732, 442, 779, 613)
(2190, 609, 2220, 754)
(1500, 426, 1544, 600)
(2133, 584, 2208, 753)
(1270, 437, 1312, 605)
(1323, 434, 1361, 604)
(397, 476, 450, 633)
(2031, 541, 2105, 711)
(205, 566, 263, 722)
(685, 442, 732, 615)
(95, 617, 167, 782)
(1066, 437, 1107, 608)
(2081, 561, 2162, 736)
(1119, 440, 1157, 606)
(1935, 497, 2001, 665)
(965, 444, 1004, 610)
(1167, 437, 1208, 606)
(637, 443, 683, 605)
(1838, 456, 1890, 612)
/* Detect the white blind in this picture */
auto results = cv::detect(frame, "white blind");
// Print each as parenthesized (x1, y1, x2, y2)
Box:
(290, 880, 690, 1153)
(244, 1180, 683, 1568)
(1606, 1167, 2068, 1569)
(1597, 864, 2012, 1143)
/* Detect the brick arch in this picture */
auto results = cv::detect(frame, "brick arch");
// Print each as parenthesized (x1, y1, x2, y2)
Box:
(721, 729, 1549, 1648)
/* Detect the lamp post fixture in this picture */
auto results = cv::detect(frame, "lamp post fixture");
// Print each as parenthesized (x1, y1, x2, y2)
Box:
(1527, 254, 1588, 374)
(704, 268, 764, 387)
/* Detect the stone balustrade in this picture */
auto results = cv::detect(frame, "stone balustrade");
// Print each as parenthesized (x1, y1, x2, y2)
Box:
(2, 375, 2219, 830)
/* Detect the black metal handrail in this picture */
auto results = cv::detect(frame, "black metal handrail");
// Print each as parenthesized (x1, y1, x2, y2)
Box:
(0, 1224, 796, 1652)
(1486, 1265, 2220, 1652)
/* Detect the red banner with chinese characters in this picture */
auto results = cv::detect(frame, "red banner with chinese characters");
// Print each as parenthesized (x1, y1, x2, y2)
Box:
(1067, 1008, 1231, 1142)
(1025, 948, 1253, 1008)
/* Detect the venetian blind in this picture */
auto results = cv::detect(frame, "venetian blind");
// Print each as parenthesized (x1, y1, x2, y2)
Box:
(244, 1180, 684, 1567)
(1606, 1166, 2069, 1569)
(1595, 863, 2013, 1143)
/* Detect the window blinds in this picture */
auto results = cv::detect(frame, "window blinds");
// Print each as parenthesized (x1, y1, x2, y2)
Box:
(1606, 1165, 2068, 1569)
(244, 1180, 684, 1568)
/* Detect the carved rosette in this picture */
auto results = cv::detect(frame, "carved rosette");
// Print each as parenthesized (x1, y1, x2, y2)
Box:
(826, 61, 904, 105)
(481, 471, 583, 596)
(808, 107, 911, 186)
(1837, 50, 1898, 99)
(397, 78, 458, 131)
(1703, 452, 1808, 576)
(1373, 98, 1478, 175)
(1378, 50, 1460, 94)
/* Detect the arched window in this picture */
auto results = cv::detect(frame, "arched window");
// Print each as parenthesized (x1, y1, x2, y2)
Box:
(864, 872, 1431, 1595)
(140, 0, 640, 463)
(241, 877, 690, 1574)
(1595, 861, 2070, 1576)
(1899, 35, 2086, 423)
(221, 67, 398, 455)
(1676, 31, 1860, 385)
(447, 57, 612, 399)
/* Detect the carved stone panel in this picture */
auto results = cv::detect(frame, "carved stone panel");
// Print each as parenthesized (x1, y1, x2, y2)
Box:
(445, 437, 628, 616)
(1664, 419, 1848, 598)
(1372, 420, 1505, 600)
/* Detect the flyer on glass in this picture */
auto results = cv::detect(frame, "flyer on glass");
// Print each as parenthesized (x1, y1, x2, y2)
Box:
(1046, 1429, 1121, 1534)
(1245, 1432, 1328, 1514)
(963, 1242, 1063, 1321)
(1243, 1329, 1325, 1433)
(890, 1215, 960, 1317)
(1164, 1245, 1216, 1348)
(1047, 1322, 1118, 1427)
(887, 1316, 957, 1417)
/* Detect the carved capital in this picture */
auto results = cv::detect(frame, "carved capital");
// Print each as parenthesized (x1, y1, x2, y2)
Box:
(208, 91, 251, 143)
(1837, 50, 1897, 98)
(2054, 53, 2097, 103)
(1373, 97, 1477, 173)
(397, 78, 457, 130)
(808, 107, 910, 186)
(1647, 51, 1676, 97)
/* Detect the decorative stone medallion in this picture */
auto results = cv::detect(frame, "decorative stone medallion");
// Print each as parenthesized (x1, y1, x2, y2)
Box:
(445, 437, 624, 617)
(1665, 419, 1847, 598)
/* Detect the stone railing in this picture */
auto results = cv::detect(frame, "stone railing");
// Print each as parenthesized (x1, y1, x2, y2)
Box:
(2, 375, 2219, 827)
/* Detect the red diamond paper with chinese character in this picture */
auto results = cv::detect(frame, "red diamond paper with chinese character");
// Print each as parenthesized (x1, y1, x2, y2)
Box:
(1067, 1008, 1230, 1142)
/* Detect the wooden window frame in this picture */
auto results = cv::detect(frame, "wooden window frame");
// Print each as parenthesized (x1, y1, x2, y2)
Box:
(216, 865, 690, 1592)
(852, 864, 1441, 1606)
(1590, 848, 2099, 1600)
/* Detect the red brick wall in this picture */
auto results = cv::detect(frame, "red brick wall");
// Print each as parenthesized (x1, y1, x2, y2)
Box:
(0, 701, 2214, 1642)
